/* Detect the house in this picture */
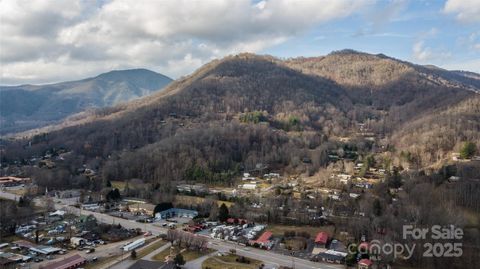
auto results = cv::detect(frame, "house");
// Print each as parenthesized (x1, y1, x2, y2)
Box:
(312, 231, 329, 254)
(315, 232, 329, 248)
(358, 258, 373, 269)
(155, 208, 198, 219)
(42, 254, 86, 269)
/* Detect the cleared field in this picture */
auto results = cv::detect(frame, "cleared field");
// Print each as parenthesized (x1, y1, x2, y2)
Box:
(202, 254, 262, 269)
(175, 195, 234, 208)
(152, 246, 214, 262)
(268, 224, 335, 238)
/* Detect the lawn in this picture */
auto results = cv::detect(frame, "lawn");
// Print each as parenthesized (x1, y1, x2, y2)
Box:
(135, 239, 167, 259)
(268, 224, 335, 238)
(111, 181, 126, 191)
(85, 254, 124, 269)
(152, 246, 215, 262)
(202, 254, 263, 269)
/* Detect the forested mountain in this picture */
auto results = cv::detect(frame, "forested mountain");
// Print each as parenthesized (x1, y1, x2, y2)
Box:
(2, 51, 479, 189)
(0, 69, 173, 134)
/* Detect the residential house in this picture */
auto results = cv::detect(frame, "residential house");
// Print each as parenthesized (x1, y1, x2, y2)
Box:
(358, 258, 373, 269)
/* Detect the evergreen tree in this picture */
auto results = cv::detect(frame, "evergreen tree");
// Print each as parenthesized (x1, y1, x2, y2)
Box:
(460, 142, 476, 159)
(373, 199, 382, 216)
(174, 253, 185, 267)
(218, 203, 229, 222)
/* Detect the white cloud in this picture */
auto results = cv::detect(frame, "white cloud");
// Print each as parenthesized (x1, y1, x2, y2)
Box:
(412, 40, 451, 62)
(412, 41, 432, 61)
(444, 0, 480, 23)
(0, 0, 374, 84)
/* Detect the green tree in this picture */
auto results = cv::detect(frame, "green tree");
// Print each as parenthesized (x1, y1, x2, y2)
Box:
(218, 203, 229, 222)
(460, 142, 476, 159)
(174, 253, 185, 267)
(130, 249, 137, 259)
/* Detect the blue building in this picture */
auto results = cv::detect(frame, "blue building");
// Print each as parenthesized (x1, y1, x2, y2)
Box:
(155, 208, 198, 219)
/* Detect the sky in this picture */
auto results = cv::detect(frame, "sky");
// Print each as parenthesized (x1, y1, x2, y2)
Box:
(0, 0, 479, 85)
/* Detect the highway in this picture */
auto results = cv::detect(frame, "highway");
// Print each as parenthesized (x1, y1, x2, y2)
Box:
(0, 191, 344, 269)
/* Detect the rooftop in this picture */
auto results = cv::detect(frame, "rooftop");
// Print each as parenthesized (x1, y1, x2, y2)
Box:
(315, 231, 328, 244)
(253, 231, 272, 244)
(42, 254, 86, 269)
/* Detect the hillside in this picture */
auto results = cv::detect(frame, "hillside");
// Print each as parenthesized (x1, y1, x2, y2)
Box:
(2, 51, 479, 188)
(0, 69, 173, 134)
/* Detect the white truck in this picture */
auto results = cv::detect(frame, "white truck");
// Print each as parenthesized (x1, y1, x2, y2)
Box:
(122, 238, 145, 252)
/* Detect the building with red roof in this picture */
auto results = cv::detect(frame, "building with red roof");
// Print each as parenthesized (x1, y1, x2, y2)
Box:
(314, 232, 329, 247)
(42, 254, 86, 269)
(249, 231, 273, 249)
(358, 258, 373, 269)
(358, 242, 369, 253)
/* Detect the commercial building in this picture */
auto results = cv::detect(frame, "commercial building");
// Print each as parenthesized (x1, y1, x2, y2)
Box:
(0, 176, 31, 187)
(155, 208, 198, 219)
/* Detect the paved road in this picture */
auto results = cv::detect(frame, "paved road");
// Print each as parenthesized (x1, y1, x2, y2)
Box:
(1, 191, 344, 269)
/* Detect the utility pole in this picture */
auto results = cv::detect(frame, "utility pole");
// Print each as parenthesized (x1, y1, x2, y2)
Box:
(291, 251, 295, 269)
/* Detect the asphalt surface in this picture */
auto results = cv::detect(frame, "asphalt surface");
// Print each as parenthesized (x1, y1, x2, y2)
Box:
(1, 191, 344, 269)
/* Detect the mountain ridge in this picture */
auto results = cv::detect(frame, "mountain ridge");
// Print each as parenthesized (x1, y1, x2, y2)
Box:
(2, 51, 479, 185)
(0, 69, 173, 134)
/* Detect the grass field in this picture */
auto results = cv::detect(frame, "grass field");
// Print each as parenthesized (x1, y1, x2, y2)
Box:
(152, 246, 215, 262)
(135, 239, 167, 259)
(4, 188, 26, 196)
(268, 224, 335, 238)
(202, 254, 262, 269)
(175, 195, 234, 208)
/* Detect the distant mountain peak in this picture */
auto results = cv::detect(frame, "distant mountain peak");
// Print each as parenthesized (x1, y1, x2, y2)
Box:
(0, 68, 173, 135)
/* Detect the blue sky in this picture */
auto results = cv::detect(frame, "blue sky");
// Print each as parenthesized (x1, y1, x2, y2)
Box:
(1, 0, 479, 84)
(265, 0, 479, 71)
